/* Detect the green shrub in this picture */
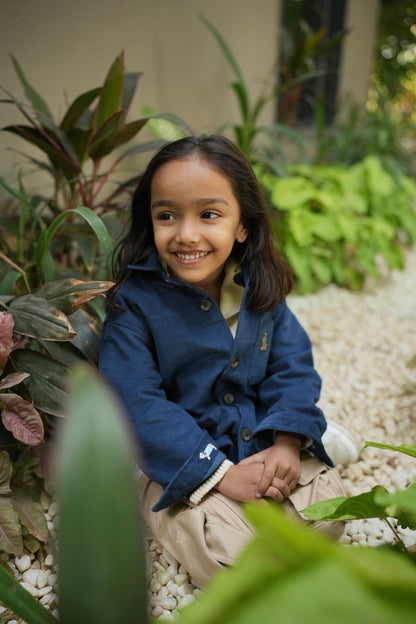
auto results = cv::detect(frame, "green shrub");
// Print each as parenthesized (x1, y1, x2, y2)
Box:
(258, 156, 416, 293)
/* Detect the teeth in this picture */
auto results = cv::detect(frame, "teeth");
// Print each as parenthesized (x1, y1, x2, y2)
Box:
(176, 251, 209, 260)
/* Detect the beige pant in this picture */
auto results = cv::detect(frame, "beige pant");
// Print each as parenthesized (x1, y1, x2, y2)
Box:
(142, 457, 345, 588)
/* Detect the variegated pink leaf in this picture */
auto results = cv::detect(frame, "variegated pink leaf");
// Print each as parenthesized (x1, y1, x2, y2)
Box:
(0, 393, 44, 445)
(0, 372, 30, 390)
(0, 313, 14, 374)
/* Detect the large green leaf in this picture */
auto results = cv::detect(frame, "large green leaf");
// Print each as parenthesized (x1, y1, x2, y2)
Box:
(95, 52, 124, 129)
(68, 308, 101, 363)
(303, 486, 390, 522)
(56, 364, 147, 624)
(60, 87, 101, 133)
(87, 110, 126, 160)
(34, 278, 112, 316)
(10, 350, 70, 417)
(0, 563, 58, 624)
(121, 71, 142, 113)
(176, 503, 416, 624)
(9, 294, 75, 341)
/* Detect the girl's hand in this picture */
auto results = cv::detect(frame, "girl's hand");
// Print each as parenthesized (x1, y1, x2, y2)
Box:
(239, 432, 302, 499)
(215, 461, 291, 503)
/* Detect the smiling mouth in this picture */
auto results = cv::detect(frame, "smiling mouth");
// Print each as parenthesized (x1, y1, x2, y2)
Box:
(173, 251, 212, 260)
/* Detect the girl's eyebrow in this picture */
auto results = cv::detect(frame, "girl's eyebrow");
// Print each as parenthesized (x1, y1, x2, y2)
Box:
(151, 197, 230, 210)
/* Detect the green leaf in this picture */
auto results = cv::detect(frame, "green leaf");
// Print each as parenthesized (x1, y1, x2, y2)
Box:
(9, 294, 76, 341)
(364, 442, 416, 459)
(303, 486, 390, 521)
(95, 52, 124, 129)
(60, 87, 101, 133)
(2, 125, 80, 178)
(10, 54, 53, 122)
(88, 111, 126, 161)
(36, 207, 113, 282)
(121, 71, 141, 113)
(0, 271, 22, 295)
(0, 563, 58, 624)
(34, 278, 112, 316)
(67, 308, 101, 363)
(10, 349, 70, 417)
(374, 483, 416, 530)
(0, 495, 23, 555)
(56, 364, 147, 624)
(113, 118, 148, 147)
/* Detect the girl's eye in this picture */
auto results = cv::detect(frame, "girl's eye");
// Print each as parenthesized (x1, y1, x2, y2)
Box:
(156, 212, 175, 221)
(201, 211, 220, 219)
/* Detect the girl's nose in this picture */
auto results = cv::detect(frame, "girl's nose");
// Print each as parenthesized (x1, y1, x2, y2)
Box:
(175, 218, 201, 244)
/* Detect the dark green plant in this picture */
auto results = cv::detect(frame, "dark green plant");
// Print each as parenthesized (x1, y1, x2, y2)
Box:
(0, 53, 192, 286)
(258, 155, 416, 293)
(0, 363, 147, 623)
(304, 443, 416, 553)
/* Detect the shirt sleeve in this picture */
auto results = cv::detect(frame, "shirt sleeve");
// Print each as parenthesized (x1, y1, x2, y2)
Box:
(254, 302, 330, 459)
(99, 304, 227, 511)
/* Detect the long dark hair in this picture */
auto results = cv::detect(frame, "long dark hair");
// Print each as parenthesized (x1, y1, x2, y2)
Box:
(108, 134, 293, 311)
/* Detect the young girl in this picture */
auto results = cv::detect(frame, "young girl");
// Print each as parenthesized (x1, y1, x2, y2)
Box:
(99, 134, 351, 588)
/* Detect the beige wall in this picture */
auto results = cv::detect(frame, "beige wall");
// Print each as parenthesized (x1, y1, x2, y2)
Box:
(0, 0, 280, 195)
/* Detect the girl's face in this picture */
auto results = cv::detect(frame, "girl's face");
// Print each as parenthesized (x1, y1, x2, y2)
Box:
(150, 155, 247, 302)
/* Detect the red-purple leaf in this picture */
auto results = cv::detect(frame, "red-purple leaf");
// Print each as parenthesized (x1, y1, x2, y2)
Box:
(0, 393, 44, 445)
(0, 312, 14, 374)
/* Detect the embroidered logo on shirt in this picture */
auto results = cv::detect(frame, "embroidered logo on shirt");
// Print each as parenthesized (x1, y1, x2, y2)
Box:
(199, 443, 217, 460)
(260, 331, 268, 351)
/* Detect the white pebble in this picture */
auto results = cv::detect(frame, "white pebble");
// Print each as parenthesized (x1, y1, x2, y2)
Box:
(153, 595, 177, 611)
(44, 553, 54, 567)
(174, 573, 188, 585)
(20, 581, 39, 597)
(38, 585, 53, 598)
(158, 611, 175, 622)
(48, 501, 59, 518)
(177, 594, 196, 610)
(15, 555, 31, 572)
(22, 569, 40, 587)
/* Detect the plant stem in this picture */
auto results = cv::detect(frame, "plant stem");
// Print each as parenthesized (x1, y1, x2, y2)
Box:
(0, 251, 31, 292)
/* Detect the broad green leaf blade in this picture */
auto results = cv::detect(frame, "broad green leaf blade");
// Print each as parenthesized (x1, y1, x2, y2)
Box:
(68, 308, 101, 363)
(0, 393, 44, 445)
(35, 278, 112, 316)
(365, 441, 416, 459)
(374, 482, 416, 530)
(95, 52, 124, 129)
(60, 87, 101, 132)
(10, 350, 70, 417)
(303, 486, 390, 521)
(10, 54, 53, 121)
(113, 118, 149, 148)
(56, 364, 147, 624)
(88, 110, 125, 160)
(9, 294, 76, 341)
(0, 563, 58, 624)
(121, 71, 142, 113)
(0, 270, 22, 296)
(0, 495, 23, 555)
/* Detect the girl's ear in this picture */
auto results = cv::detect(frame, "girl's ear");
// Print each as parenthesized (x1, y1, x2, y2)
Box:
(236, 225, 248, 243)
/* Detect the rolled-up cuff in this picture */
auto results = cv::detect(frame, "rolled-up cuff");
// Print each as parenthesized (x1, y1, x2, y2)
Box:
(189, 459, 234, 504)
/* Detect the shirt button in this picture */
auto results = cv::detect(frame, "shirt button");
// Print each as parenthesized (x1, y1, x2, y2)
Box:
(230, 357, 239, 369)
(241, 429, 252, 441)
(200, 299, 212, 311)
(223, 393, 234, 405)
